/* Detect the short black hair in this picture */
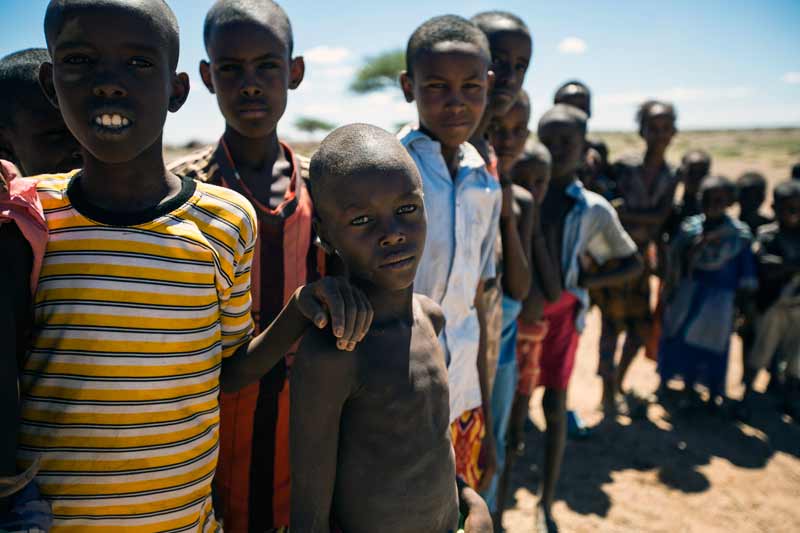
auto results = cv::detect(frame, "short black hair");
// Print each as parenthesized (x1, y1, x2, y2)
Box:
(792, 162, 800, 180)
(774, 180, 800, 206)
(554, 80, 590, 102)
(204, 0, 293, 56)
(471, 11, 530, 38)
(538, 103, 587, 136)
(637, 99, 676, 134)
(699, 175, 736, 203)
(682, 149, 711, 166)
(0, 48, 51, 126)
(44, 0, 180, 70)
(406, 15, 490, 76)
(737, 171, 767, 194)
(309, 123, 421, 208)
(518, 140, 551, 167)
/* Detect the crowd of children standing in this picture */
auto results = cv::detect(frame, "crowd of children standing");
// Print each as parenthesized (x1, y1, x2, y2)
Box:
(1, 1, 799, 532)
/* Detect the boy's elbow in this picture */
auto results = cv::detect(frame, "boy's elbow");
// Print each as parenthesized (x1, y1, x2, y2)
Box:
(509, 277, 531, 302)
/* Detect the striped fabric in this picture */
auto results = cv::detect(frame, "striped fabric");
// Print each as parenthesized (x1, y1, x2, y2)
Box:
(17, 171, 257, 532)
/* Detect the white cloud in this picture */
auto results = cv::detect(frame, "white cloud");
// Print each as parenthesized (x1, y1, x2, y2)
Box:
(303, 46, 350, 65)
(558, 37, 587, 55)
(782, 72, 800, 84)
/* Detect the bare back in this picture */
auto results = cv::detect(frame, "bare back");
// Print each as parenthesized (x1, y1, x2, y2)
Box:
(290, 295, 459, 533)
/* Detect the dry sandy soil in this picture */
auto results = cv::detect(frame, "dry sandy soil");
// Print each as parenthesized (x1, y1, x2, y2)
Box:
(167, 129, 800, 533)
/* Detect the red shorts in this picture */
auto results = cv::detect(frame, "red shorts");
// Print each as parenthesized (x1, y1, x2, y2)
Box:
(516, 320, 549, 396)
(537, 292, 580, 390)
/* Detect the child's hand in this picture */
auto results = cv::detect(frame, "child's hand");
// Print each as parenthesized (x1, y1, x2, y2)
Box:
(477, 431, 498, 493)
(460, 486, 493, 533)
(500, 179, 514, 220)
(0, 160, 19, 195)
(295, 277, 373, 351)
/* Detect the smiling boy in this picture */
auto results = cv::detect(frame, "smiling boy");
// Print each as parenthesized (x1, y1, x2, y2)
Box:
(169, 2, 319, 530)
(398, 15, 501, 491)
(18, 1, 369, 530)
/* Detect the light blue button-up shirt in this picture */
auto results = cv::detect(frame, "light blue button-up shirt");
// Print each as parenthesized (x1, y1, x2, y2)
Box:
(399, 126, 502, 422)
(562, 180, 638, 331)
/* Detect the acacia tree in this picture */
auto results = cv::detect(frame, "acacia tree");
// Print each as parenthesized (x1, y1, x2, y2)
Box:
(294, 117, 336, 139)
(349, 49, 405, 94)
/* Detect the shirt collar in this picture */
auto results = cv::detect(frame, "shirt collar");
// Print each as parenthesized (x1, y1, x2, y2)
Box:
(399, 125, 486, 172)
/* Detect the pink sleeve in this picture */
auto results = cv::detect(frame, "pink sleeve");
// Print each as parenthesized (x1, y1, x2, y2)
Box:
(0, 160, 48, 294)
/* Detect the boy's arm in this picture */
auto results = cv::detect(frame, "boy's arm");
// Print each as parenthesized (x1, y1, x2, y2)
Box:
(530, 207, 563, 303)
(290, 328, 356, 533)
(499, 183, 532, 301)
(221, 278, 373, 393)
(457, 477, 493, 533)
(474, 279, 496, 492)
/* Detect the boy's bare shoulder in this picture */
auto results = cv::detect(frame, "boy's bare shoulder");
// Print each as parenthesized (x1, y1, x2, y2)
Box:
(414, 293, 445, 336)
(295, 324, 359, 379)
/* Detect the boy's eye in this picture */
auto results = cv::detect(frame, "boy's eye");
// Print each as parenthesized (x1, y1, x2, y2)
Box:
(129, 57, 153, 68)
(218, 64, 241, 73)
(259, 61, 279, 70)
(63, 54, 91, 65)
(397, 204, 418, 215)
(463, 82, 481, 90)
(350, 215, 372, 226)
(426, 82, 447, 89)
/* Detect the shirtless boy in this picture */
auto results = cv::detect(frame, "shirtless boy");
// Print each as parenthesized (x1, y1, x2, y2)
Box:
(291, 124, 490, 533)
(534, 104, 641, 532)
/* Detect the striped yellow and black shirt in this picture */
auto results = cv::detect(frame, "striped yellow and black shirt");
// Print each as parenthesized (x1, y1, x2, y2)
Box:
(17, 171, 257, 532)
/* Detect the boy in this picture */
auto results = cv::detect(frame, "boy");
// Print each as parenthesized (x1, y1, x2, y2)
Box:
(742, 181, 800, 419)
(534, 104, 641, 532)
(468, 10, 533, 406)
(594, 100, 678, 413)
(398, 15, 501, 491)
(18, 1, 369, 530)
(553, 80, 612, 198)
(484, 90, 535, 520)
(737, 172, 773, 234)
(169, 1, 315, 529)
(292, 123, 491, 533)
(0, 48, 82, 175)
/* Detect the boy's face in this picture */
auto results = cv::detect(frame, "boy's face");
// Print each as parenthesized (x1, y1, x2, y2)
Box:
(738, 187, 765, 214)
(43, 8, 188, 164)
(703, 188, 730, 221)
(512, 159, 550, 205)
(641, 113, 675, 152)
(401, 42, 492, 150)
(201, 22, 303, 139)
(1, 96, 82, 175)
(537, 121, 584, 180)
(486, 30, 531, 116)
(776, 197, 800, 230)
(489, 100, 529, 173)
(683, 161, 709, 191)
(317, 165, 426, 292)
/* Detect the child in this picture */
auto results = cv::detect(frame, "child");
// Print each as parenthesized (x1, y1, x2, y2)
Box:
(553, 80, 612, 198)
(737, 172, 773, 234)
(533, 104, 641, 531)
(18, 1, 369, 530)
(483, 91, 535, 520)
(469, 10, 533, 415)
(659, 176, 757, 407)
(291, 123, 492, 533)
(0, 48, 82, 175)
(742, 181, 800, 419)
(593, 100, 678, 413)
(398, 15, 501, 491)
(1, 162, 50, 532)
(169, 1, 315, 529)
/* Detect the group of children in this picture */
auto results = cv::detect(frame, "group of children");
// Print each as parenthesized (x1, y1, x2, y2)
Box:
(0, 1, 798, 533)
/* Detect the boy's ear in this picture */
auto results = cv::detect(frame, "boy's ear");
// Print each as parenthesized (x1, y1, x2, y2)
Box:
(289, 56, 305, 90)
(168, 72, 190, 113)
(38, 62, 60, 109)
(199, 60, 215, 94)
(487, 69, 496, 91)
(312, 215, 335, 256)
(400, 71, 414, 103)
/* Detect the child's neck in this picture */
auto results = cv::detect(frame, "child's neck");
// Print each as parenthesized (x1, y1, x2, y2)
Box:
(468, 112, 493, 164)
(419, 124, 461, 179)
(644, 145, 667, 168)
(223, 126, 282, 177)
(353, 277, 414, 326)
(79, 137, 179, 213)
(551, 171, 577, 191)
(704, 214, 726, 229)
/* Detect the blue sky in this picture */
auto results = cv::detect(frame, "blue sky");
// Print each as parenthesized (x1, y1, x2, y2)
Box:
(1, 0, 799, 144)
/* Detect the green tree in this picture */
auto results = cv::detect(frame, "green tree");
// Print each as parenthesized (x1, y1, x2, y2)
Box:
(349, 49, 405, 94)
(294, 117, 337, 136)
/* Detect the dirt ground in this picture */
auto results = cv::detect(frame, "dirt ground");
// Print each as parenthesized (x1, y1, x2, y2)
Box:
(500, 305, 800, 533)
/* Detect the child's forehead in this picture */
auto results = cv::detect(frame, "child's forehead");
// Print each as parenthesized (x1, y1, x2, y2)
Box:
(415, 42, 490, 72)
(207, 20, 289, 58)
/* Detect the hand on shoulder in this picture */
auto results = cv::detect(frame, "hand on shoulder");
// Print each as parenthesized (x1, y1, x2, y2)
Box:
(295, 277, 374, 351)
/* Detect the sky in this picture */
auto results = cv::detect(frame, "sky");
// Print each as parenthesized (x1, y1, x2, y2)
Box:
(1, 0, 799, 145)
